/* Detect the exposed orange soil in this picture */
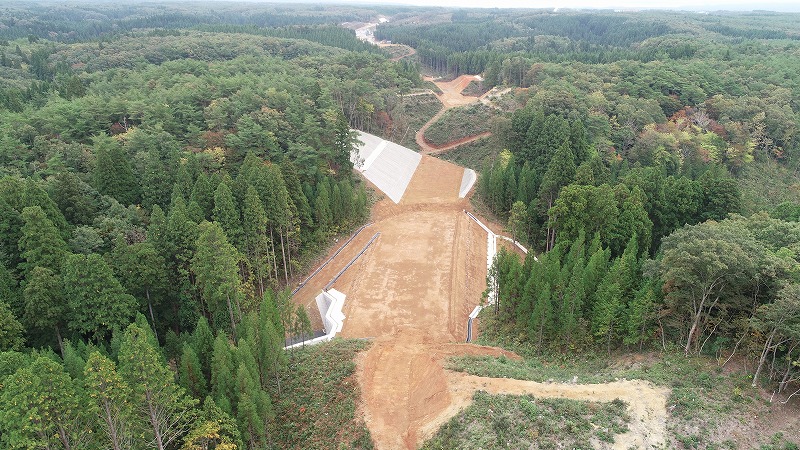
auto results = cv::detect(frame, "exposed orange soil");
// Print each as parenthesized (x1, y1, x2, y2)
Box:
(415, 75, 501, 155)
(424, 131, 491, 155)
(291, 154, 671, 449)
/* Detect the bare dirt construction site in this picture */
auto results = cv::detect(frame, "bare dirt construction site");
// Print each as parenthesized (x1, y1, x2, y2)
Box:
(415, 75, 497, 155)
(291, 147, 671, 449)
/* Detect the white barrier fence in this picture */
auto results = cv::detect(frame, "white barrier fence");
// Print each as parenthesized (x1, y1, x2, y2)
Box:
(464, 210, 532, 342)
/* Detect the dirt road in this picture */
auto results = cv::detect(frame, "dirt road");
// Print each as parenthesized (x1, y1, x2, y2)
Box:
(415, 75, 498, 154)
(290, 153, 672, 449)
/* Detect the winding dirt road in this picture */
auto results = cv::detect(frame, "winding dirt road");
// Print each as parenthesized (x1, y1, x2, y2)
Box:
(415, 75, 499, 155)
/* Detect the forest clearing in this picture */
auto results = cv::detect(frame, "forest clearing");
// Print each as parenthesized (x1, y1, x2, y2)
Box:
(291, 137, 671, 448)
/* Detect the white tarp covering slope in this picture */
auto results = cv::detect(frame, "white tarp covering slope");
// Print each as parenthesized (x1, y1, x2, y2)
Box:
(351, 130, 421, 204)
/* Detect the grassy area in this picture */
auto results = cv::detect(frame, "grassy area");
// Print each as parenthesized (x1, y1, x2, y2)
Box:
(436, 133, 500, 171)
(449, 316, 799, 450)
(423, 103, 493, 147)
(422, 392, 629, 450)
(380, 93, 442, 150)
(422, 80, 444, 95)
(461, 79, 489, 97)
(381, 44, 415, 60)
(270, 339, 373, 449)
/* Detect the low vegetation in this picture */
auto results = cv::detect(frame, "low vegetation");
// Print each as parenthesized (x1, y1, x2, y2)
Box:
(437, 134, 499, 171)
(461, 79, 489, 97)
(449, 322, 799, 449)
(423, 391, 629, 449)
(423, 103, 493, 147)
(380, 92, 442, 150)
(271, 339, 373, 448)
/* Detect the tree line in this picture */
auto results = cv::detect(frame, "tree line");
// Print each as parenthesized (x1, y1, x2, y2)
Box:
(0, 8, 428, 446)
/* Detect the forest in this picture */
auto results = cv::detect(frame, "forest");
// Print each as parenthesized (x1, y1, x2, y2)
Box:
(0, 1, 799, 449)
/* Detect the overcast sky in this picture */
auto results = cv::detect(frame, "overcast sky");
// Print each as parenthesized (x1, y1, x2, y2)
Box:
(348, 0, 800, 12)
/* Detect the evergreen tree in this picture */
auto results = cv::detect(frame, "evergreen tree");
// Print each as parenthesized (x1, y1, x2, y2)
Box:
(165, 196, 199, 310)
(92, 135, 141, 206)
(529, 283, 552, 350)
(0, 197, 23, 270)
(213, 181, 243, 250)
(624, 283, 657, 349)
(192, 316, 215, 383)
(190, 173, 214, 221)
(592, 266, 624, 354)
(62, 253, 137, 341)
(193, 221, 244, 337)
(83, 351, 134, 450)
(109, 240, 168, 338)
(119, 323, 197, 450)
(0, 300, 24, 351)
(179, 343, 208, 400)
(23, 266, 66, 351)
(23, 178, 71, 239)
(18, 205, 69, 274)
(242, 185, 272, 297)
(314, 180, 333, 232)
(211, 332, 236, 414)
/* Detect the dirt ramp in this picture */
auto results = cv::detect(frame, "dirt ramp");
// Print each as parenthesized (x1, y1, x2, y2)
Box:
(358, 338, 518, 450)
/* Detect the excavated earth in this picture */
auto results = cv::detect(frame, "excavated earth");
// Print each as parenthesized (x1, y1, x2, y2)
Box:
(292, 154, 671, 449)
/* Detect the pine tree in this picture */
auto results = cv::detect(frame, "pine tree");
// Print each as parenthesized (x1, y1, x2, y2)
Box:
(182, 397, 242, 450)
(18, 205, 70, 274)
(179, 343, 208, 400)
(62, 253, 138, 341)
(83, 351, 134, 450)
(92, 135, 141, 206)
(0, 356, 90, 450)
(193, 221, 244, 337)
(119, 323, 197, 450)
(213, 182, 243, 250)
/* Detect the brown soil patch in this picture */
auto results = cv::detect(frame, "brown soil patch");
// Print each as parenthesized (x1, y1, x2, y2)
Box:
(290, 151, 671, 448)
(424, 132, 492, 155)
(415, 75, 495, 154)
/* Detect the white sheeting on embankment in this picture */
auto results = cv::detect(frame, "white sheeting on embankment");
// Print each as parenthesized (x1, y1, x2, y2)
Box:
(352, 130, 421, 204)
(459, 169, 477, 198)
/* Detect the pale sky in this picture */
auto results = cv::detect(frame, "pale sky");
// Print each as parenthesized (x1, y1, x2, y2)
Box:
(346, 0, 800, 12)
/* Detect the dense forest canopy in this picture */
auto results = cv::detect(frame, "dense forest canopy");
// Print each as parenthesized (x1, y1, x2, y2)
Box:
(0, 2, 799, 448)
